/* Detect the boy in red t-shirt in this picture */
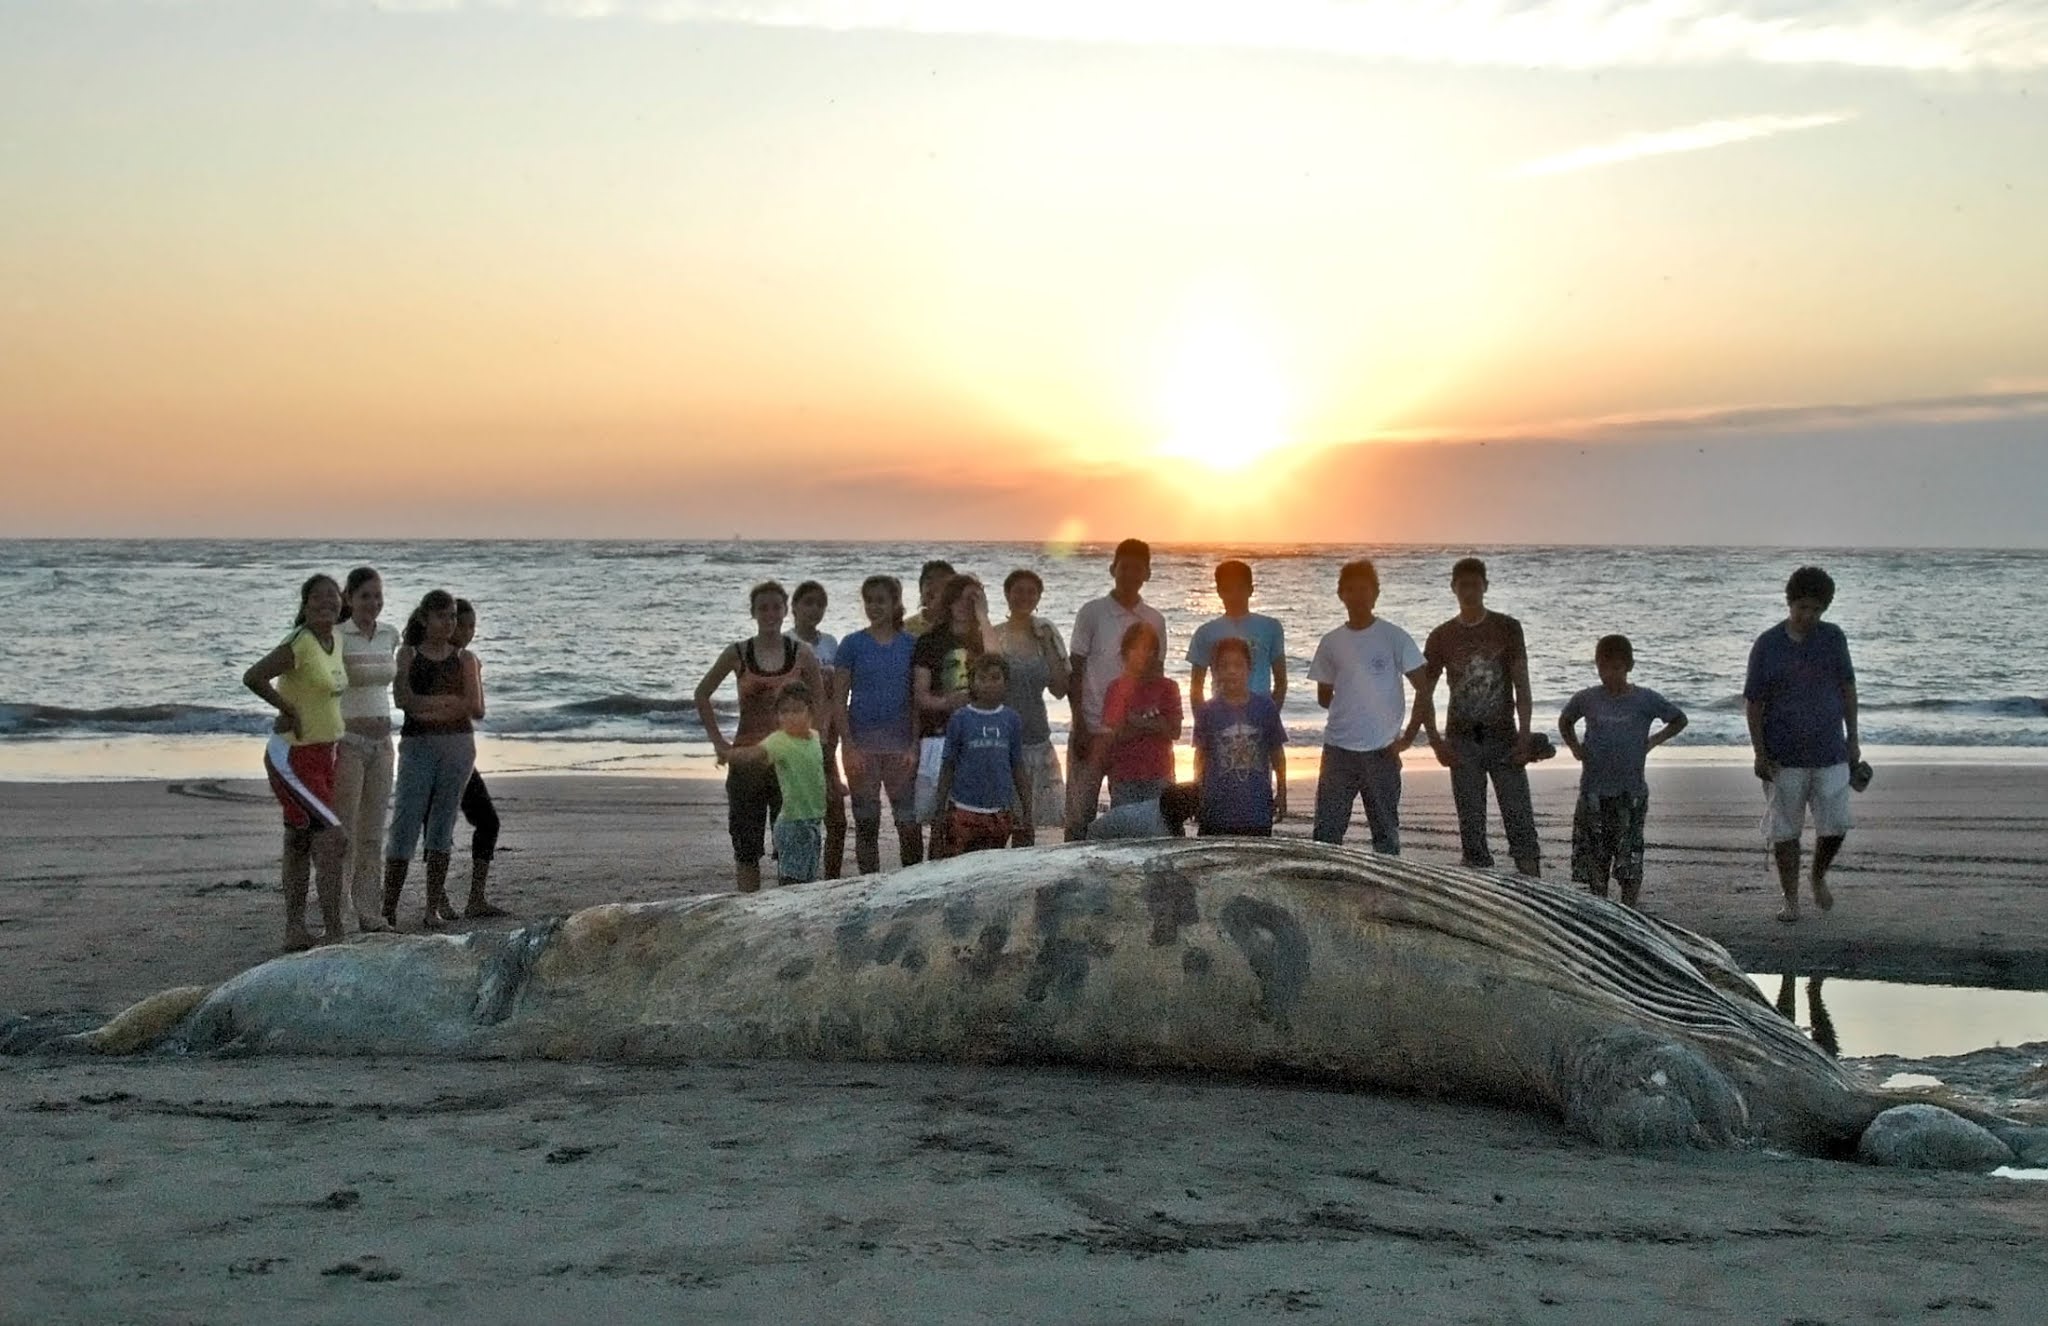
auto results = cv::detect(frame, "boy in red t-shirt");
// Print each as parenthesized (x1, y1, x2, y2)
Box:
(1100, 621, 1183, 808)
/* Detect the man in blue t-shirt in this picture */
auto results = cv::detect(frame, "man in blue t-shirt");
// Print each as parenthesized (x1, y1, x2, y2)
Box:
(1744, 565, 1861, 923)
(1186, 559, 1287, 711)
(932, 655, 1029, 858)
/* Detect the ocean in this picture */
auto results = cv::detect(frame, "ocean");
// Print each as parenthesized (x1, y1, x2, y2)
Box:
(2, 540, 2044, 780)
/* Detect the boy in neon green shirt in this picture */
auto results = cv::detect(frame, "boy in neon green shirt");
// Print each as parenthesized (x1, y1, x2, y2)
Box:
(728, 687, 828, 885)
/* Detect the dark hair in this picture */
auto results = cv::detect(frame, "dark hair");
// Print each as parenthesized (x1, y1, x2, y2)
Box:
(402, 589, 457, 647)
(1210, 636, 1253, 668)
(935, 573, 984, 628)
(1214, 559, 1252, 588)
(339, 567, 380, 624)
(1785, 565, 1835, 609)
(1451, 556, 1488, 581)
(971, 653, 1011, 684)
(1003, 568, 1043, 596)
(1337, 558, 1379, 591)
(792, 580, 827, 608)
(1160, 783, 1201, 835)
(293, 574, 341, 628)
(775, 684, 813, 712)
(1112, 538, 1151, 566)
(455, 597, 476, 619)
(860, 574, 905, 630)
(749, 580, 788, 611)
(1594, 634, 1634, 666)
(1119, 620, 1161, 659)
(919, 560, 956, 588)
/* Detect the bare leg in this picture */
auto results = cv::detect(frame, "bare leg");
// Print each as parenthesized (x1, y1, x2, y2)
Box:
(463, 857, 508, 919)
(1773, 839, 1802, 922)
(1810, 834, 1845, 910)
(852, 819, 881, 876)
(281, 827, 315, 952)
(824, 789, 847, 880)
(311, 828, 348, 943)
(421, 849, 458, 927)
(381, 857, 409, 931)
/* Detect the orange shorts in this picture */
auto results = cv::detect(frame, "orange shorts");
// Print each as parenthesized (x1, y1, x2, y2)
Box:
(934, 805, 1014, 858)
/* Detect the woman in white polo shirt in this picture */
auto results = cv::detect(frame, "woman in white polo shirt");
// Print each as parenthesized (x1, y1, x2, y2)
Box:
(332, 566, 401, 932)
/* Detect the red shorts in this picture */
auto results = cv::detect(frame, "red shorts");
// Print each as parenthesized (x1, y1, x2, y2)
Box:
(934, 806, 1014, 859)
(265, 735, 342, 830)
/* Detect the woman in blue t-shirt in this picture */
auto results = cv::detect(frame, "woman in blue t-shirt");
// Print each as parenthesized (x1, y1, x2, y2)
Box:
(832, 575, 921, 874)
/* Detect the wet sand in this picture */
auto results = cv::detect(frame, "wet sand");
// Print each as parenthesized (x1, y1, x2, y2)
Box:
(4, 764, 2047, 1322)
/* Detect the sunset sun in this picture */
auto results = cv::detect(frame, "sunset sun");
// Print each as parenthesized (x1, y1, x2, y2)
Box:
(1151, 317, 1298, 474)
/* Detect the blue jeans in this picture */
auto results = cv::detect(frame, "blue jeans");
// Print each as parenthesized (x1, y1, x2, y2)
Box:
(386, 731, 476, 859)
(1109, 777, 1167, 808)
(1312, 744, 1403, 854)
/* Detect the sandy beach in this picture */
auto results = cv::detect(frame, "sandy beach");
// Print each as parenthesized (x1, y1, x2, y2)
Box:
(5, 763, 2047, 1322)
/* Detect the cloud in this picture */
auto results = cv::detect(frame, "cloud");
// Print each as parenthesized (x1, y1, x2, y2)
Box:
(1369, 387, 2048, 448)
(357, 1, 2048, 73)
(1509, 110, 1856, 178)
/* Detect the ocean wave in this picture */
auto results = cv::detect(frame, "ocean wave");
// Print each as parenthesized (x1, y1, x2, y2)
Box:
(0, 702, 267, 738)
(554, 693, 708, 718)
(1700, 694, 2045, 718)
(1868, 697, 2048, 717)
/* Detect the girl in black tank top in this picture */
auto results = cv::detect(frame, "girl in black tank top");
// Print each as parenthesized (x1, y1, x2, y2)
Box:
(693, 580, 828, 894)
(402, 651, 472, 737)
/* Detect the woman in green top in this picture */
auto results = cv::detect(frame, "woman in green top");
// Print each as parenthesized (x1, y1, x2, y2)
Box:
(242, 573, 351, 951)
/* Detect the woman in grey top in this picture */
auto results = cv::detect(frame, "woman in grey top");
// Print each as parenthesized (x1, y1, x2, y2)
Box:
(996, 569, 1070, 846)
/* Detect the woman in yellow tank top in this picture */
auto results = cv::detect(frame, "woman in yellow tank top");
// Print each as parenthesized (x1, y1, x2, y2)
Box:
(241, 573, 351, 952)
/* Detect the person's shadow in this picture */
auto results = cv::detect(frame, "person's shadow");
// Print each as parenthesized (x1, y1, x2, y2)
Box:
(1774, 973, 1841, 1058)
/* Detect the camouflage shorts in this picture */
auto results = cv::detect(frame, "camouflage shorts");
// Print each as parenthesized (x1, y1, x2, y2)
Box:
(1571, 792, 1649, 891)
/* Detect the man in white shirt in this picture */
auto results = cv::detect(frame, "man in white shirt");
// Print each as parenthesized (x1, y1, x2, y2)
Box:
(1065, 538, 1168, 840)
(1308, 559, 1433, 853)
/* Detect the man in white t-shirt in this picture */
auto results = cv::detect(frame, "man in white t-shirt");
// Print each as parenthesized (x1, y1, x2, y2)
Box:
(1307, 558, 1433, 853)
(1065, 537, 1169, 840)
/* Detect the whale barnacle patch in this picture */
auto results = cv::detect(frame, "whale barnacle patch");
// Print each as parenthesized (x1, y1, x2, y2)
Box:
(1220, 896, 1310, 1030)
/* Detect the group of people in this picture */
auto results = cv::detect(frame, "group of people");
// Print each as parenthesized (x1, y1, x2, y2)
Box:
(243, 568, 504, 951)
(240, 546, 1858, 950)
(691, 542, 1863, 928)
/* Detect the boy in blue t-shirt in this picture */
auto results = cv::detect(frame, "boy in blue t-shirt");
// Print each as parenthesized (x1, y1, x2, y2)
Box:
(932, 655, 1030, 858)
(1194, 637, 1289, 836)
(1186, 559, 1286, 710)
(1558, 635, 1688, 909)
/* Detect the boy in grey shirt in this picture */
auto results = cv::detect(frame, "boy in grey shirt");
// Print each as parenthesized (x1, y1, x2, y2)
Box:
(1558, 635, 1688, 908)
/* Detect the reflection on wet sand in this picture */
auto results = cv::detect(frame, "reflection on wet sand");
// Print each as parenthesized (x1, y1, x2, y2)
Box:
(1774, 974, 1840, 1057)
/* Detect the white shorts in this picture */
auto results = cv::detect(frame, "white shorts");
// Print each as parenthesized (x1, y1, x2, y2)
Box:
(914, 736, 947, 826)
(1761, 763, 1853, 843)
(1014, 741, 1066, 829)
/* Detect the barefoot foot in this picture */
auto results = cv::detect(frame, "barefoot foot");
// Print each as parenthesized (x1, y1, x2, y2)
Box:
(1776, 903, 1800, 923)
(356, 913, 391, 935)
(282, 928, 316, 953)
(1812, 877, 1834, 911)
(463, 899, 509, 919)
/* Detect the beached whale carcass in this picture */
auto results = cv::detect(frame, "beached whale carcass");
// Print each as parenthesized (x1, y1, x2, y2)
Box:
(60, 839, 2046, 1169)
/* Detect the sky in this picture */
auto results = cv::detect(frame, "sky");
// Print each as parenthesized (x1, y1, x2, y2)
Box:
(1, 0, 2044, 545)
